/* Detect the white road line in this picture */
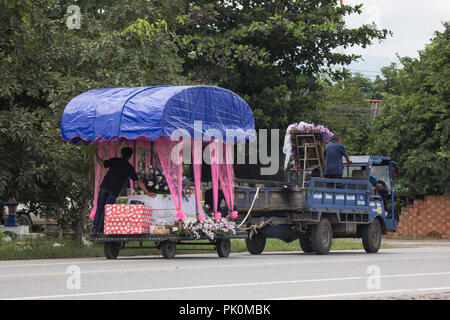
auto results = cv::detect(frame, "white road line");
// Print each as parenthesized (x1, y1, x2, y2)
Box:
(4, 271, 450, 300)
(0, 259, 134, 269)
(1, 254, 450, 279)
(0, 248, 449, 269)
(272, 287, 450, 300)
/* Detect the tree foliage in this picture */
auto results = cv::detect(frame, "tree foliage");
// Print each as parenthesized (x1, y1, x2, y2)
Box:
(0, 0, 185, 243)
(367, 23, 450, 196)
(175, 0, 390, 130)
(315, 74, 373, 155)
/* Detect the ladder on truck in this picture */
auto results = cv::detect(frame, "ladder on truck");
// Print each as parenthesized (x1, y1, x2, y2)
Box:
(291, 132, 324, 187)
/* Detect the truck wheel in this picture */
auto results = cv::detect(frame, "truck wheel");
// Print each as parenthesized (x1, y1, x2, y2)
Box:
(104, 242, 121, 259)
(161, 240, 176, 259)
(310, 218, 332, 255)
(362, 219, 382, 253)
(299, 237, 314, 253)
(17, 214, 32, 231)
(216, 239, 231, 258)
(245, 232, 266, 255)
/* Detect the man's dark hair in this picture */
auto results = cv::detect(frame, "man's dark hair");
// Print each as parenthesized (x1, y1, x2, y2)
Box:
(331, 133, 341, 142)
(121, 147, 133, 160)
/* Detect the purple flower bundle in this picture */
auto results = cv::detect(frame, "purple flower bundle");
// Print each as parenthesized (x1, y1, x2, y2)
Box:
(290, 121, 334, 143)
(289, 122, 333, 174)
(173, 216, 237, 240)
(141, 165, 170, 194)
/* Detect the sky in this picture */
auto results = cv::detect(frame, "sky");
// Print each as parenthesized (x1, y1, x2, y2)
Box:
(340, 0, 450, 78)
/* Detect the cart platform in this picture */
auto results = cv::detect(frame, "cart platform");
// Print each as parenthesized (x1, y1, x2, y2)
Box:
(89, 230, 248, 259)
(89, 230, 248, 242)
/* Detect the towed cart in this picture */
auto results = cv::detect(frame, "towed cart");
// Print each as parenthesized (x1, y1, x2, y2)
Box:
(61, 85, 256, 259)
(90, 232, 247, 259)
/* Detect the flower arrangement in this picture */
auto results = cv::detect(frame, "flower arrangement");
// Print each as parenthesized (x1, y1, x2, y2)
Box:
(170, 216, 236, 240)
(289, 121, 333, 174)
(140, 165, 170, 194)
(139, 165, 192, 197)
(289, 121, 334, 143)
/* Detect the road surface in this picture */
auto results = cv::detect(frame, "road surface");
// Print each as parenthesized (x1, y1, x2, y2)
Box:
(1, 247, 449, 300)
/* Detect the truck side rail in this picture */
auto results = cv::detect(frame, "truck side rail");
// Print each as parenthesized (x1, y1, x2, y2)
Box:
(307, 177, 372, 214)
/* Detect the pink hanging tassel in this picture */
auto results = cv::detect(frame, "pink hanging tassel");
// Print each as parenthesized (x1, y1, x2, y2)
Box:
(231, 211, 238, 220)
(175, 210, 186, 221)
(215, 211, 221, 221)
(198, 212, 205, 222)
(90, 205, 97, 220)
(155, 138, 184, 223)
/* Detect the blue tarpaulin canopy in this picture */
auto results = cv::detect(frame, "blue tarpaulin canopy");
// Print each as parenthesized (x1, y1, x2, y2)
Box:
(61, 85, 255, 144)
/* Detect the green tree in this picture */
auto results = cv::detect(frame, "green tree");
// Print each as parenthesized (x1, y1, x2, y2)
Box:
(0, 0, 185, 245)
(367, 23, 450, 196)
(175, 0, 391, 130)
(315, 75, 373, 155)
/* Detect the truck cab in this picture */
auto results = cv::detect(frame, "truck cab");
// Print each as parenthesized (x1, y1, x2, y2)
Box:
(344, 155, 397, 232)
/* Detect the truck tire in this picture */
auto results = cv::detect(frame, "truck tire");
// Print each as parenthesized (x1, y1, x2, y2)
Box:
(104, 242, 121, 259)
(245, 233, 266, 255)
(161, 240, 176, 259)
(299, 237, 314, 253)
(310, 218, 332, 255)
(216, 239, 231, 258)
(17, 214, 32, 231)
(362, 219, 382, 253)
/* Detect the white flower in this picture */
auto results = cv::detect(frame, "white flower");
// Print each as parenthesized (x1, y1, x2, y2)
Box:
(149, 181, 154, 187)
(155, 185, 159, 190)
(184, 217, 196, 226)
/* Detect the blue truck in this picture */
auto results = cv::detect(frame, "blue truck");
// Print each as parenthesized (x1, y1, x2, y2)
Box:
(235, 155, 398, 255)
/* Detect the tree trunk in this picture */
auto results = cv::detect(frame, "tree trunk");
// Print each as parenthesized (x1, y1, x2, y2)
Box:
(74, 151, 92, 248)
(74, 201, 87, 248)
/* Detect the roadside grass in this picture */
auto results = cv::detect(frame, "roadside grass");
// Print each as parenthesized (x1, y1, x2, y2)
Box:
(0, 236, 391, 261)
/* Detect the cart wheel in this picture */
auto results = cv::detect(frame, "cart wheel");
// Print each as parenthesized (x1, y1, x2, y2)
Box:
(362, 219, 382, 253)
(310, 218, 332, 255)
(216, 239, 231, 258)
(245, 232, 266, 255)
(161, 240, 176, 259)
(104, 242, 121, 259)
(299, 236, 314, 253)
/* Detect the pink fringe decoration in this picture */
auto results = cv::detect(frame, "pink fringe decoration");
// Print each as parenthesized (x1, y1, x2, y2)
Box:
(210, 142, 221, 220)
(90, 141, 121, 220)
(193, 138, 203, 221)
(155, 137, 184, 222)
(175, 209, 187, 221)
(217, 142, 236, 219)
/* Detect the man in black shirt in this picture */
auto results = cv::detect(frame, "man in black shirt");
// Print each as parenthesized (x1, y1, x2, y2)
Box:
(92, 147, 156, 234)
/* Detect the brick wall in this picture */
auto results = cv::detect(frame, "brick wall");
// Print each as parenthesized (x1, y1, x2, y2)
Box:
(391, 195, 450, 238)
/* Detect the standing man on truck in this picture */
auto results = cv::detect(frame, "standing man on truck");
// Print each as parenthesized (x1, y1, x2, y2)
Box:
(323, 134, 351, 179)
(92, 147, 156, 234)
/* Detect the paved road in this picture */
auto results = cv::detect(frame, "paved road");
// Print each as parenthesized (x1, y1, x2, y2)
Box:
(0, 247, 449, 300)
